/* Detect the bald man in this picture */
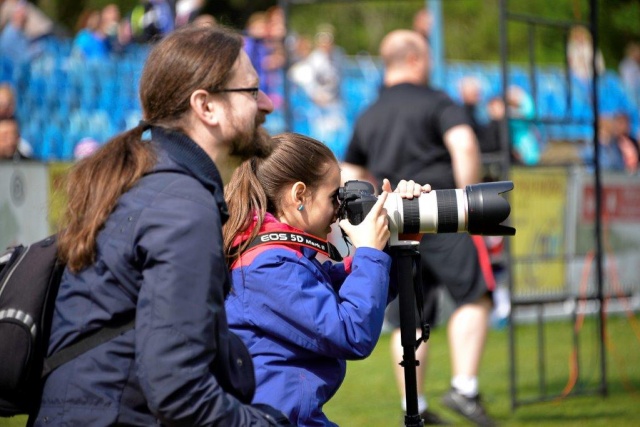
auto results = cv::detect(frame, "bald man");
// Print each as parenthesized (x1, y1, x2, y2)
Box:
(342, 30, 495, 426)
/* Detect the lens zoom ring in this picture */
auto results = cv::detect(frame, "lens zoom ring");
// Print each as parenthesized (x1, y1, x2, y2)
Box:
(402, 199, 420, 233)
(436, 190, 458, 233)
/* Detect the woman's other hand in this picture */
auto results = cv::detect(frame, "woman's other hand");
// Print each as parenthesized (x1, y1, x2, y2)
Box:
(381, 178, 431, 199)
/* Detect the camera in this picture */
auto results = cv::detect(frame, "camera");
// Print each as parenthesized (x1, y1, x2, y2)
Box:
(337, 180, 515, 240)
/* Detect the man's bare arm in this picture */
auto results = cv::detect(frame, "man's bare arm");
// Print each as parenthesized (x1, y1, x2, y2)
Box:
(443, 124, 481, 188)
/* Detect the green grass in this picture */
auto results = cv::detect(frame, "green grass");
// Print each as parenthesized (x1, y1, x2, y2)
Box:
(2, 315, 639, 426)
(324, 314, 640, 426)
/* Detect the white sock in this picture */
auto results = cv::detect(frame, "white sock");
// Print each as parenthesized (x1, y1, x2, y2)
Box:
(401, 395, 428, 413)
(452, 375, 479, 398)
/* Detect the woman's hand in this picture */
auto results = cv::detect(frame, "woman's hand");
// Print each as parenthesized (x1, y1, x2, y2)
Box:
(381, 178, 431, 199)
(339, 191, 390, 250)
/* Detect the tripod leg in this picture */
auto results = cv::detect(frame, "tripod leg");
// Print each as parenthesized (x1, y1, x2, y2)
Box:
(391, 244, 424, 427)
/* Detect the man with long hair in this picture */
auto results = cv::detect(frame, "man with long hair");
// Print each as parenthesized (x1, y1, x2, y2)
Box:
(30, 24, 291, 426)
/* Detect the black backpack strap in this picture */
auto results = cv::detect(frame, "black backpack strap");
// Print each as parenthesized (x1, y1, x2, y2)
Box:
(41, 317, 135, 378)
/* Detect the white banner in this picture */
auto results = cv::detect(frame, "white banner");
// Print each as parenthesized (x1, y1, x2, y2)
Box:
(0, 162, 51, 250)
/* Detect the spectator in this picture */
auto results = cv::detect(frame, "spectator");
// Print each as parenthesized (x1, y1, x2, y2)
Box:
(100, 3, 131, 55)
(0, 0, 53, 41)
(457, 78, 506, 185)
(342, 29, 496, 427)
(0, 1, 43, 65)
(242, 10, 285, 104)
(619, 41, 640, 107)
(613, 112, 640, 174)
(584, 113, 640, 174)
(412, 8, 433, 41)
(459, 76, 486, 144)
(263, 5, 287, 106)
(29, 24, 292, 427)
(567, 25, 605, 83)
(243, 12, 272, 94)
(265, 5, 287, 50)
(130, 0, 175, 43)
(223, 131, 429, 426)
(506, 85, 543, 165)
(0, 83, 33, 157)
(480, 95, 507, 154)
(0, 117, 29, 160)
(461, 83, 546, 167)
(288, 24, 348, 158)
(72, 8, 110, 59)
(289, 24, 343, 107)
(565, 26, 640, 145)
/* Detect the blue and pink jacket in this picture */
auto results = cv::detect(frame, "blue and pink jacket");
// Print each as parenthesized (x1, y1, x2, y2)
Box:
(226, 214, 394, 426)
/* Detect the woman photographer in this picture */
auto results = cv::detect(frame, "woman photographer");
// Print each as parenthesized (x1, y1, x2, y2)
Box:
(223, 132, 429, 426)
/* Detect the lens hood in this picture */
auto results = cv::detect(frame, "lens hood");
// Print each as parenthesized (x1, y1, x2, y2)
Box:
(466, 181, 516, 236)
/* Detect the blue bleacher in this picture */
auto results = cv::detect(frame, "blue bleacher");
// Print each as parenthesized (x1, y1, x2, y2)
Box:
(4, 37, 639, 162)
(0, 57, 13, 83)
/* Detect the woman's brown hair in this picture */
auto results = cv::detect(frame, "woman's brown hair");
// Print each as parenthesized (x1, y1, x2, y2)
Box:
(223, 132, 337, 265)
(58, 24, 244, 272)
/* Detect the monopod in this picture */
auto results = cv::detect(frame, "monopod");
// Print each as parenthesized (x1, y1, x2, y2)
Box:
(390, 242, 431, 427)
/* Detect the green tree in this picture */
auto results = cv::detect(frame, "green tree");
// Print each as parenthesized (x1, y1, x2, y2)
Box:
(30, 0, 640, 66)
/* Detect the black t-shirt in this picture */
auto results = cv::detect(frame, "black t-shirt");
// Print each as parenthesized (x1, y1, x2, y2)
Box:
(345, 83, 470, 190)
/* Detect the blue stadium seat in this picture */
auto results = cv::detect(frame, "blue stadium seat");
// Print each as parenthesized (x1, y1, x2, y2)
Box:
(0, 57, 12, 83)
(98, 79, 119, 111)
(68, 110, 91, 138)
(87, 110, 113, 142)
(123, 109, 143, 130)
(4, 37, 639, 161)
(508, 66, 531, 93)
(39, 126, 63, 161)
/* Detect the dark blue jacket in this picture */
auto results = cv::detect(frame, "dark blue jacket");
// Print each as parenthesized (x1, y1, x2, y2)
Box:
(226, 214, 394, 426)
(31, 128, 277, 426)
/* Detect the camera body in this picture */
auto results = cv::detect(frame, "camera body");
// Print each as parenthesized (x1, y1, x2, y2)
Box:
(337, 180, 515, 245)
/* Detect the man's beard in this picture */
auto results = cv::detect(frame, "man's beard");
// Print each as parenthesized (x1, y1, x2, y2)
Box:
(229, 114, 273, 160)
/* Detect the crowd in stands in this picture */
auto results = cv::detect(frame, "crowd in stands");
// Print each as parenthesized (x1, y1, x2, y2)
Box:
(450, 24, 640, 173)
(0, 2, 639, 174)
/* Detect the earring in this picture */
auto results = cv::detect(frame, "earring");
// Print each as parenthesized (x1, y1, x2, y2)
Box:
(297, 204, 304, 211)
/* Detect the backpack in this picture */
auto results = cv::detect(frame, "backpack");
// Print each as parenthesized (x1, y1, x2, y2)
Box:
(0, 235, 134, 417)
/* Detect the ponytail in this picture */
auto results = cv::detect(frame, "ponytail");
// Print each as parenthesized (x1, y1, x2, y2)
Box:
(58, 125, 157, 272)
(223, 159, 270, 265)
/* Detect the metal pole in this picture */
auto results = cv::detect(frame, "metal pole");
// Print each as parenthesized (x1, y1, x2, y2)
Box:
(427, 0, 444, 89)
(528, 24, 538, 122)
(279, 0, 293, 132)
(500, 0, 518, 412)
(537, 304, 546, 397)
(589, 0, 607, 398)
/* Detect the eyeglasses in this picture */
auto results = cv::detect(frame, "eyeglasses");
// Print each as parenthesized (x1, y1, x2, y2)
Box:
(210, 87, 260, 100)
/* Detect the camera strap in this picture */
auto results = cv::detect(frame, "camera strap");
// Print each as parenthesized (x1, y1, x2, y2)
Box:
(412, 249, 431, 348)
(243, 231, 343, 262)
